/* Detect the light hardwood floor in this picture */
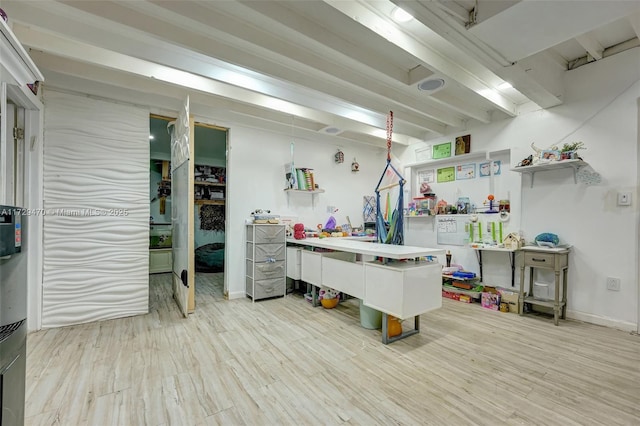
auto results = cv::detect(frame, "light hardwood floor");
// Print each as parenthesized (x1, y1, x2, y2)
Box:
(25, 274, 639, 425)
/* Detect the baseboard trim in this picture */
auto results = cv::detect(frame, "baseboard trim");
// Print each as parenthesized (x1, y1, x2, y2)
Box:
(567, 310, 637, 333)
(228, 290, 246, 300)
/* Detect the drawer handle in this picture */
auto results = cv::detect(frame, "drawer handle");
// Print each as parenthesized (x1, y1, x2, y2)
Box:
(532, 258, 546, 262)
(265, 257, 276, 263)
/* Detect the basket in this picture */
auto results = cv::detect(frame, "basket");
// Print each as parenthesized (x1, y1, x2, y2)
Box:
(320, 298, 339, 309)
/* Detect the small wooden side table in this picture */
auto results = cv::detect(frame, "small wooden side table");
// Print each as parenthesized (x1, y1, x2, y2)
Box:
(518, 246, 570, 325)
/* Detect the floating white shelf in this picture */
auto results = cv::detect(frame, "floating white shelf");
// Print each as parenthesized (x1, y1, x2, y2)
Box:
(510, 159, 588, 187)
(284, 188, 325, 208)
(405, 149, 510, 169)
(284, 188, 325, 194)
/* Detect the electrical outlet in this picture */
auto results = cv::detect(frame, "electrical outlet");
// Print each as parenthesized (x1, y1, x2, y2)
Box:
(617, 191, 631, 206)
(606, 277, 621, 291)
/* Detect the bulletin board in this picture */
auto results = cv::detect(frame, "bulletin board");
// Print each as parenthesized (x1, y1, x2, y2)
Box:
(436, 214, 470, 246)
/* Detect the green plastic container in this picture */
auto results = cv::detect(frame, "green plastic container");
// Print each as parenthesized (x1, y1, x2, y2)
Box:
(359, 299, 382, 329)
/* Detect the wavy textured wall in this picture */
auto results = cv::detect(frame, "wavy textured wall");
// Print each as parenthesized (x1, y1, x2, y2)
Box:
(42, 90, 149, 327)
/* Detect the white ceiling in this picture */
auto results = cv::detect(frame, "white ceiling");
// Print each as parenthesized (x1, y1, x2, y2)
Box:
(3, 0, 640, 148)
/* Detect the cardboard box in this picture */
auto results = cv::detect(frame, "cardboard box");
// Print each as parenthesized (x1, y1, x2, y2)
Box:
(442, 290, 473, 303)
(499, 290, 520, 314)
(458, 294, 472, 303)
(481, 287, 501, 310)
(442, 290, 460, 301)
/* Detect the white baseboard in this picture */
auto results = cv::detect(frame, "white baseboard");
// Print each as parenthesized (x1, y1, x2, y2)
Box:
(227, 290, 246, 300)
(567, 310, 637, 333)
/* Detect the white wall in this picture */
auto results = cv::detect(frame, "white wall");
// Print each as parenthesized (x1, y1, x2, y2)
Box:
(42, 90, 149, 327)
(225, 126, 389, 297)
(399, 47, 640, 330)
(401, 148, 521, 290)
(32, 47, 638, 331)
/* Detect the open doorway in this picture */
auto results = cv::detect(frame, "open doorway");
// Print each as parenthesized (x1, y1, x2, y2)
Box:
(193, 123, 228, 302)
(148, 114, 228, 307)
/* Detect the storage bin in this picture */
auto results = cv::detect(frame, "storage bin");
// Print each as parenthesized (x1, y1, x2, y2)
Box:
(359, 299, 382, 329)
(534, 281, 553, 301)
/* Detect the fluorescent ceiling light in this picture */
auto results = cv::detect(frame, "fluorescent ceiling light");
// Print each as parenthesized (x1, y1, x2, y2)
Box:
(498, 82, 513, 90)
(392, 7, 413, 23)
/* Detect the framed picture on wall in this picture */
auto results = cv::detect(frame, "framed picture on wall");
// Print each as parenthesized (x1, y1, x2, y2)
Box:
(418, 170, 434, 184)
(456, 163, 475, 180)
(455, 134, 471, 155)
(437, 166, 456, 183)
(541, 150, 561, 161)
(433, 142, 452, 159)
(479, 160, 501, 177)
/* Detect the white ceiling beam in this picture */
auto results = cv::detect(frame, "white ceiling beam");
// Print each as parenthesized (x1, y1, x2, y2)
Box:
(244, 0, 484, 121)
(433, 0, 470, 24)
(16, 25, 417, 145)
(21, 0, 454, 134)
(30, 56, 393, 150)
(43, 69, 391, 151)
(143, 0, 458, 131)
(392, 0, 564, 109)
(575, 33, 604, 61)
(325, 0, 518, 116)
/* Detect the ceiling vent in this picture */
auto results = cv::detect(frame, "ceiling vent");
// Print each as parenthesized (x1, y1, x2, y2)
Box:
(417, 78, 446, 93)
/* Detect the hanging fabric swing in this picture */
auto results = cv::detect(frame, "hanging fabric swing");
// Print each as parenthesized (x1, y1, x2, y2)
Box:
(375, 111, 405, 245)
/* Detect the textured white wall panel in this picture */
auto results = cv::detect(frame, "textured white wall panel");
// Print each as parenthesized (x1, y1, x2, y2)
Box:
(42, 90, 149, 327)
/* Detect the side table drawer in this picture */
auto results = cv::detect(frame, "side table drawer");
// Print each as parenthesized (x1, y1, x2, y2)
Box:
(523, 252, 556, 269)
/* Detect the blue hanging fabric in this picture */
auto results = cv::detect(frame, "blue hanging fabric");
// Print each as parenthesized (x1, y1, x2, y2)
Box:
(375, 111, 404, 245)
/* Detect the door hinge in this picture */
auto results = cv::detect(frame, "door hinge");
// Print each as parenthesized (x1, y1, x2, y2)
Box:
(13, 127, 24, 140)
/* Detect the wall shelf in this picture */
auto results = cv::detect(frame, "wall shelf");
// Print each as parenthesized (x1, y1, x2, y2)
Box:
(405, 149, 510, 169)
(194, 181, 225, 187)
(284, 188, 325, 194)
(284, 188, 325, 208)
(195, 200, 225, 205)
(510, 159, 587, 188)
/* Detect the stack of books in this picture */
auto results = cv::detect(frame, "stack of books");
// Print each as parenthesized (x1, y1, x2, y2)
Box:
(285, 163, 316, 190)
